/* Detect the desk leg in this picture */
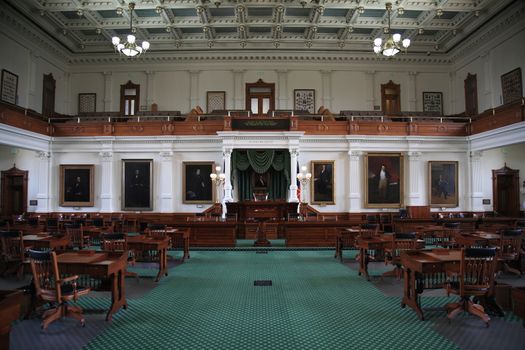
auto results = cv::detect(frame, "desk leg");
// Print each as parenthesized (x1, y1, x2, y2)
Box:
(334, 237, 340, 260)
(358, 248, 370, 281)
(402, 268, 424, 320)
(184, 236, 190, 260)
(155, 248, 168, 282)
(106, 269, 127, 321)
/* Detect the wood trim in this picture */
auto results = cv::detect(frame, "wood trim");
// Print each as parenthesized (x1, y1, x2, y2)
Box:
(245, 79, 275, 116)
(464, 73, 478, 117)
(1, 165, 28, 216)
(120, 81, 140, 116)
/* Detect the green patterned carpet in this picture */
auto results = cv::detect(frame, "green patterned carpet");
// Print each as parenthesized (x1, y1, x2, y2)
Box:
(82, 251, 459, 350)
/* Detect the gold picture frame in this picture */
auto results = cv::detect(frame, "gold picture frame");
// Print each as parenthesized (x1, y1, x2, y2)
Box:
(365, 153, 404, 208)
(183, 162, 214, 204)
(311, 160, 335, 205)
(59, 164, 94, 207)
(428, 161, 458, 208)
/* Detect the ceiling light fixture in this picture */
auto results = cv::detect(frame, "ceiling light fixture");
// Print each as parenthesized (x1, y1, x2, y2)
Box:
(111, 2, 150, 58)
(373, 2, 410, 57)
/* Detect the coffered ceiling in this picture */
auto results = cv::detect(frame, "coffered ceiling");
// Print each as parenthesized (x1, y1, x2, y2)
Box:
(3, 0, 518, 57)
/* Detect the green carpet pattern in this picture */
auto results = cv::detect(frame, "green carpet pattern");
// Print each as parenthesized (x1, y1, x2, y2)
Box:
(83, 250, 459, 350)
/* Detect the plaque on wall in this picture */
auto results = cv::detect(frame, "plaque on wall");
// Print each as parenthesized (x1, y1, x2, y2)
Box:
(501, 68, 522, 105)
(294, 89, 315, 113)
(422, 92, 443, 114)
(1, 69, 18, 104)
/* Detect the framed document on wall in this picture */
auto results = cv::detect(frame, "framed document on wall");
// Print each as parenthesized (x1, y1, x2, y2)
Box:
(365, 153, 403, 208)
(206, 91, 226, 113)
(294, 89, 315, 113)
(501, 68, 522, 105)
(78, 93, 96, 114)
(1, 69, 18, 104)
(59, 165, 94, 207)
(422, 92, 443, 114)
(429, 161, 458, 208)
(122, 159, 153, 211)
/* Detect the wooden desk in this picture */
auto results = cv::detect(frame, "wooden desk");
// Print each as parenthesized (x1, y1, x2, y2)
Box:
(23, 234, 70, 250)
(127, 235, 170, 282)
(334, 228, 359, 261)
(284, 221, 357, 247)
(166, 228, 190, 261)
(454, 231, 500, 247)
(0, 290, 23, 350)
(56, 251, 127, 321)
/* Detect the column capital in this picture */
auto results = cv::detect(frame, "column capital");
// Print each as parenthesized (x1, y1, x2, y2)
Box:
(99, 151, 113, 160)
(36, 151, 50, 160)
(222, 148, 233, 157)
(470, 150, 483, 160)
(289, 148, 299, 157)
(276, 69, 288, 74)
(408, 71, 418, 77)
(408, 151, 422, 160)
(159, 151, 173, 160)
(348, 150, 362, 159)
(103, 71, 112, 76)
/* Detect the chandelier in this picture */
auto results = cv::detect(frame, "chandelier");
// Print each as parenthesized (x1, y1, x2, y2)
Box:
(111, 2, 150, 57)
(372, 2, 410, 57)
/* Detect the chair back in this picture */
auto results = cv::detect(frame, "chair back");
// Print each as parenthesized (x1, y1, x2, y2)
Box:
(92, 218, 104, 227)
(46, 218, 59, 232)
(147, 224, 167, 239)
(0, 231, 24, 263)
(65, 223, 86, 248)
(101, 233, 128, 252)
(28, 249, 61, 302)
(359, 223, 379, 239)
(459, 248, 497, 297)
(498, 229, 523, 260)
(390, 232, 418, 258)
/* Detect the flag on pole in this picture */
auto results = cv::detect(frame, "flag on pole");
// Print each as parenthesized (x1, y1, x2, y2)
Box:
(296, 161, 301, 201)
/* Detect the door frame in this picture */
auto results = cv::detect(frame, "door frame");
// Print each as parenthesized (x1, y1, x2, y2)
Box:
(1, 165, 28, 216)
(492, 165, 519, 217)
(245, 79, 275, 116)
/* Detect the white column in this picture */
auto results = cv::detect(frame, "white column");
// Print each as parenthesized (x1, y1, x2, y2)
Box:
(321, 70, 332, 110)
(277, 69, 288, 109)
(62, 72, 71, 114)
(146, 71, 156, 108)
(481, 51, 493, 108)
(223, 148, 233, 202)
(189, 70, 200, 108)
(448, 71, 456, 115)
(233, 69, 244, 109)
(365, 71, 375, 110)
(288, 149, 299, 202)
(103, 72, 112, 112)
(407, 151, 422, 205)
(99, 151, 114, 212)
(35, 151, 51, 213)
(408, 71, 417, 111)
(348, 151, 362, 212)
(469, 151, 484, 211)
(158, 150, 174, 212)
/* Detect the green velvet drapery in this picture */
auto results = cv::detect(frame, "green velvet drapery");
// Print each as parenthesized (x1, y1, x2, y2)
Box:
(232, 149, 290, 200)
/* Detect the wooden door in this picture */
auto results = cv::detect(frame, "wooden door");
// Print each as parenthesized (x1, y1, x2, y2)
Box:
(245, 79, 275, 117)
(120, 80, 140, 116)
(42, 73, 56, 118)
(464, 73, 478, 117)
(1, 166, 28, 216)
(492, 165, 519, 217)
(381, 80, 401, 115)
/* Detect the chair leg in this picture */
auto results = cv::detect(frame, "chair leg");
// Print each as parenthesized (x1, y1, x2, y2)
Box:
(503, 263, 521, 276)
(65, 305, 86, 327)
(466, 300, 490, 325)
(41, 307, 63, 330)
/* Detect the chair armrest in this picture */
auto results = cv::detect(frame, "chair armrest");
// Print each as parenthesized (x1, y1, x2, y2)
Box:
(59, 275, 80, 284)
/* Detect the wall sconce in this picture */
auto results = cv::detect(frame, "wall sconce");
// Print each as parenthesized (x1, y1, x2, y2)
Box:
(210, 165, 225, 204)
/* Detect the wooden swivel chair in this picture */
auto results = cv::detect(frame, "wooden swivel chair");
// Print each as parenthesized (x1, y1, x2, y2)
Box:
(28, 249, 90, 329)
(383, 232, 418, 278)
(444, 247, 497, 326)
(100, 233, 138, 280)
(46, 218, 59, 234)
(0, 231, 25, 278)
(65, 224, 89, 249)
(497, 228, 523, 275)
(358, 223, 379, 239)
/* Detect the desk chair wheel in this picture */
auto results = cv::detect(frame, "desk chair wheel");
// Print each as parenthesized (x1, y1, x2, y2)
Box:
(81, 319, 86, 327)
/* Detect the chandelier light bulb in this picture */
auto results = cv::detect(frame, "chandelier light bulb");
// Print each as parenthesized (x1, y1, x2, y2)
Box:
(210, 173, 217, 181)
(372, 2, 410, 57)
(142, 41, 150, 50)
(297, 173, 303, 180)
(112, 36, 120, 45)
(373, 46, 381, 54)
(127, 34, 136, 44)
(301, 165, 307, 172)
(402, 38, 410, 48)
(392, 33, 401, 43)
(374, 38, 382, 47)
(111, 2, 150, 58)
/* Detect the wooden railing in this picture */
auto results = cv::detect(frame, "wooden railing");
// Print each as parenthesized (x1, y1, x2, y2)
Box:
(1, 99, 523, 138)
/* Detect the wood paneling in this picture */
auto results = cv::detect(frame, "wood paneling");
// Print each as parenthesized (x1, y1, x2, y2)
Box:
(284, 221, 356, 247)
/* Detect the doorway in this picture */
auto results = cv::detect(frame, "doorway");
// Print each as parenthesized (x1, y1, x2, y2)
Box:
(492, 165, 519, 217)
(245, 79, 275, 117)
(1, 166, 28, 216)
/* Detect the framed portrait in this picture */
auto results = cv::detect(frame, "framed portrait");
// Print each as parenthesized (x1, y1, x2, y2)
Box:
(59, 165, 94, 207)
(122, 159, 153, 211)
(365, 153, 404, 208)
(311, 161, 335, 205)
(294, 89, 315, 113)
(1, 69, 18, 105)
(183, 162, 214, 204)
(429, 161, 458, 208)
(501, 68, 522, 105)
(422, 92, 443, 114)
(78, 93, 96, 114)
(207, 91, 226, 113)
